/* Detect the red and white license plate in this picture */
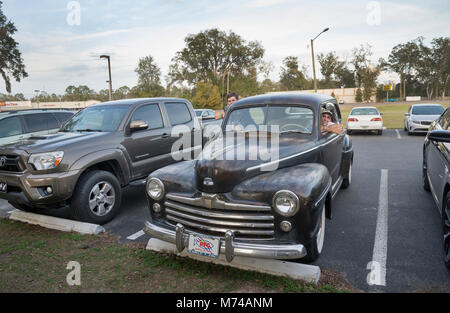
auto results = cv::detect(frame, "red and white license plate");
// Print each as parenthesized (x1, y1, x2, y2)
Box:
(188, 234, 220, 259)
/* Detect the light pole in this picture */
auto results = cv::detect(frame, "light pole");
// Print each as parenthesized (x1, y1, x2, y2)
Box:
(310, 27, 329, 93)
(100, 55, 113, 101)
(34, 89, 40, 109)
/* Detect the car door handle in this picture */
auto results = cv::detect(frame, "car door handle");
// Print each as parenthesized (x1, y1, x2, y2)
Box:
(161, 133, 170, 139)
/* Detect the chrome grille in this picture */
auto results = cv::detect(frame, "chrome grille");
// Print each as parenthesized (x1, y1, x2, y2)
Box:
(420, 121, 432, 126)
(164, 193, 275, 240)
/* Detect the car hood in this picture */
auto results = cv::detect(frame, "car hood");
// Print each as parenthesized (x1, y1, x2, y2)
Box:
(410, 114, 441, 122)
(195, 132, 317, 193)
(0, 131, 112, 155)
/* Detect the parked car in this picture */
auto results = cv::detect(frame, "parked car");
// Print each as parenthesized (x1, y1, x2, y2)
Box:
(404, 104, 445, 135)
(195, 109, 216, 121)
(423, 107, 450, 270)
(0, 109, 75, 146)
(0, 98, 201, 224)
(143, 93, 353, 263)
(346, 106, 383, 135)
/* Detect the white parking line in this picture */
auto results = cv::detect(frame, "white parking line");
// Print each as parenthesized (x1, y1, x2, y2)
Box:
(127, 230, 145, 241)
(367, 169, 389, 286)
(395, 130, 402, 139)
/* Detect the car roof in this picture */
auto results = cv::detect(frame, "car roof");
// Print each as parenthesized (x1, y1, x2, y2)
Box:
(0, 109, 75, 119)
(351, 106, 378, 110)
(230, 92, 334, 111)
(91, 97, 191, 108)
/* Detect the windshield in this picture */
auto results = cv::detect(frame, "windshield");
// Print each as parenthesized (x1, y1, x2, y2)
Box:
(225, 105, 314, 134)
(412, 106, 444, 115)
(351, 108, 379, 115)
(61, 105, 129, 132)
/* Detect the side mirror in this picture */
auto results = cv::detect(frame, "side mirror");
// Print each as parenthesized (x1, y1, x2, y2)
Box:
(379, 113, 383, 116)
(130, 120, 148, 132)
(404, 113, 410, 117)
(428, 130, 450, 143)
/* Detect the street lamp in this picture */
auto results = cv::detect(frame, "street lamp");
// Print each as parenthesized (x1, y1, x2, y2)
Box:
(100, 55, 113, 101)
(310, 27, 329, 93)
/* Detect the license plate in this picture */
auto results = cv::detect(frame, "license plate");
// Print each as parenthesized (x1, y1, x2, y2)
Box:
(361, 125, 369, 128)
(0, 182, 6, 193)
(188, 234, 220, 259)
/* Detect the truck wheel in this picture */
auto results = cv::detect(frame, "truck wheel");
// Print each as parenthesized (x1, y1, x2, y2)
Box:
(341, 162, 352, 189)
(71, 170, 122, 225)
(302, 205, 325, 263)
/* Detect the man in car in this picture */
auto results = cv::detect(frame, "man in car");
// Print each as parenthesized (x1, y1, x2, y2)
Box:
(216, 92, 240, 120)
(321, 110, 343, 134)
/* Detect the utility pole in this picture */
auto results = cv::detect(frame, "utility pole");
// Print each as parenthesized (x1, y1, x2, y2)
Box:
(100, 55, 113, 101)
(310, 28, 329, 93)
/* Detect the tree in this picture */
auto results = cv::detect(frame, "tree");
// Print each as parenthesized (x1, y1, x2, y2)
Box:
(113, 86, 131, 100)
(191, 81, 222, 110)
(134, 55, 164, 97)
(168, 28, 264, 100)
(351, 44, 380, 102)
(380, 38, 421, 99)
(63, 85, 94, 101)
(0, 1, 27, 93)
(431, 37, 450, 100)
(279, 56, 308, 91)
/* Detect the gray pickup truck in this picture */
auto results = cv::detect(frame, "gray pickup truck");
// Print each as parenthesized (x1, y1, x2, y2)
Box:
(0, 98, 202, 224)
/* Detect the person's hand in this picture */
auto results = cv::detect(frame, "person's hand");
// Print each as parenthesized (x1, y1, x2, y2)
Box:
(323, 123, 343, 134)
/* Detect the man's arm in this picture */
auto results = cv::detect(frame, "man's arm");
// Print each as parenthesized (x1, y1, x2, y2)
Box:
(321, 123, 344, 134)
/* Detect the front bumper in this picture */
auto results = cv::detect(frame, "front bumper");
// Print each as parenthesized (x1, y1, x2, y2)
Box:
(408, 122, 431, 133)
(144, 221, 307, 262)
(0, 169, 81, 208)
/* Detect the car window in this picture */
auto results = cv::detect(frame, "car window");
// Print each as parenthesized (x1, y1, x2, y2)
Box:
(267, 106, 314, 134)
(196, 111, 202, 117)
(131, 104, 164, 130)
(53, 112, 74, 125)
(23, 113, 59, 133)
(164, 102, 192, 126)
(0, 116, 23, 138)
(412, 106, 445, 115)
(351, 108, 379, 115)
(62, 105, 129, 132)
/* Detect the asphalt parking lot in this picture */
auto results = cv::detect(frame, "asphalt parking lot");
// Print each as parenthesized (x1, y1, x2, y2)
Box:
(1, 129, 449, 292)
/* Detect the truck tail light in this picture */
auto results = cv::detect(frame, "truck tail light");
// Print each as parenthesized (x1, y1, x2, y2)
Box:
(371, 117, 382, 122)
(348, 118, 358, 122)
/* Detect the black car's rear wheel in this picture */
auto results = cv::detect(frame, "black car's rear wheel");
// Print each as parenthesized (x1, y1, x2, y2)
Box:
(443, 193, 450, 271)
(341, 161, 352, 189)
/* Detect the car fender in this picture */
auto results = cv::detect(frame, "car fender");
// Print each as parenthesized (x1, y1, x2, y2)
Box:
(69, 149, 131, 185)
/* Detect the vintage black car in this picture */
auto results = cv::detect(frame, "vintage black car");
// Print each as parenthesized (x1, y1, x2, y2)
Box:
(143, 93, 353, 263)
(423, 107, 450, 270)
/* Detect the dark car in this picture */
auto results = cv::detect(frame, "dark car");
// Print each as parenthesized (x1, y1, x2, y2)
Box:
(143, 93, 353, 263)
(0, 98, 201, 224)
(0, 109, 75, 146)
(423, 107, 450, 270)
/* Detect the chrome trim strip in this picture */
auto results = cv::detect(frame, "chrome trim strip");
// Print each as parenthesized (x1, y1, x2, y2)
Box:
(314, 179, 332, 207)
(166, 193, 271, 212)
(246, 134, 342, 172)
(331, 176, 343, 199)
(144, 221, 307, 261)
(165, 208, 274, 229)
(165, 215, 275, 236)
(164, 200, 274, 221)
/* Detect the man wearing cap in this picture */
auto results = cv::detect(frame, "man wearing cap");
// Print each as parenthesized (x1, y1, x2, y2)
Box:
(321, 110, 343, 134)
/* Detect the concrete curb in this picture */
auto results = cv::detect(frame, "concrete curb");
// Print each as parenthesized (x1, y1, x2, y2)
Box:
(0, 209, 13, 220)
(8, 210, 105, 235)
(146, 238, 321, 284)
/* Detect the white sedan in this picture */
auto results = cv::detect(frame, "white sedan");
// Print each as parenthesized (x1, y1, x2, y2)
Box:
(347, 107, 383, 135)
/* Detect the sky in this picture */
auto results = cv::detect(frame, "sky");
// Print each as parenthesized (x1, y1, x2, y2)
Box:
(2, 0, 449, 98)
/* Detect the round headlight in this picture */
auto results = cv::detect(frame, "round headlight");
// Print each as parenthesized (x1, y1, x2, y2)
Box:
(272, 190, 299, 217)
(146, 178, 165, 200)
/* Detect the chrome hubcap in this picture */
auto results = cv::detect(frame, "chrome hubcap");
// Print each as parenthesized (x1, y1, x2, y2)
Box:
(89, 181, 115, 217)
